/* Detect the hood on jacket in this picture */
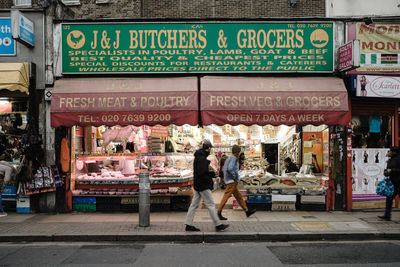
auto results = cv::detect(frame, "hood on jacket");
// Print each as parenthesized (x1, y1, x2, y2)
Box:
(194, 148, 209, 158)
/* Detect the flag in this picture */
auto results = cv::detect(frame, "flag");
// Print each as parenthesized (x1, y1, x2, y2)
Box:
(360, 53, 400, 65)
(381, 54, 398, 64)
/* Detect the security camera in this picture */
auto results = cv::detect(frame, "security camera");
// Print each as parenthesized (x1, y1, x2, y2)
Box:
(290, 0, 297, 7)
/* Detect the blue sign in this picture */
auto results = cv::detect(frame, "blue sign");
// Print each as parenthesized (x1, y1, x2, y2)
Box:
(0, 18, 16, 56)
(19, 15, 34, 46)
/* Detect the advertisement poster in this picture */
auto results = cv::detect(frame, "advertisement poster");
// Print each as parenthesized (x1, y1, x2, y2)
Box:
(303, 132, 323, 173)
(352, 148, 388, 200)
(356, 75, 400, 98)
(62, 22, 334, 74)
(355, 23, 400, 72)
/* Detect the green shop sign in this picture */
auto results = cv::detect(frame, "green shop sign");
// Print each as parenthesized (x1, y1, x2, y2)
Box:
(62, 22, 334, 74)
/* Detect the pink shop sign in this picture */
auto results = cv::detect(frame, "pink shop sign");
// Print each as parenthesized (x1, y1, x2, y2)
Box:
(338, 40, 360, 72)
(357, 75, 400, 98)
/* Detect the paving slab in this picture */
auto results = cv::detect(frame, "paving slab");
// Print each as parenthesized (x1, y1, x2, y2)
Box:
(1, 211, 400, 243)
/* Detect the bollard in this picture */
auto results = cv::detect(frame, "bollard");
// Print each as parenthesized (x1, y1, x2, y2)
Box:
(139, 171, 150, 227)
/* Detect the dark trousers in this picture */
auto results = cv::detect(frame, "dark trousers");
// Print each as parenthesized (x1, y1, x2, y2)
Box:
(385, 189, 399, 218)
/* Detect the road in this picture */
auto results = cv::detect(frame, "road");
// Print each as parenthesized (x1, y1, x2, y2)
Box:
(1, 241, 400, 266)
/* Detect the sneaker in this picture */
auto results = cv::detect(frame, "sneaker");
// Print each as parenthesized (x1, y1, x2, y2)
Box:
(246, 209, 256, 217)
(185, 225, 201, 232)
(0, 212, 7, 217)
(378, 215, 391, 221)
(216, 224, 229, 232)
(218, 212, 228, 221)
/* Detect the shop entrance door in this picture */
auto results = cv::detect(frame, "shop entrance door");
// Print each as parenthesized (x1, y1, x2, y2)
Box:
(263, 143, 279, 175)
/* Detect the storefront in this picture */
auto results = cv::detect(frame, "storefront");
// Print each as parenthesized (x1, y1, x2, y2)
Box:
(345, 22, 400, 210)
(201, 76, 350, 211)
(49, 76, 350, 212)
(1, 10, 49, 213)
(0, 62, 30, 212)
(50, 21, 351, 212)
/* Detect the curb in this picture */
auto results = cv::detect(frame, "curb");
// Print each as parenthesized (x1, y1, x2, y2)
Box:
(1, 232, 400, 243)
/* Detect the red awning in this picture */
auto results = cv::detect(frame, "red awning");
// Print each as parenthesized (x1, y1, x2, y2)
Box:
(51, 77, 198, 127)
(200, 76, 350, 126)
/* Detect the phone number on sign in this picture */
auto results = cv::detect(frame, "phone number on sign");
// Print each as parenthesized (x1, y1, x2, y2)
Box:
(78, 113, 172, 123)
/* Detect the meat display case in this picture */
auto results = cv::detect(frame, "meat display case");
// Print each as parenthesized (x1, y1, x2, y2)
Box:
(72, 153, 194, 196)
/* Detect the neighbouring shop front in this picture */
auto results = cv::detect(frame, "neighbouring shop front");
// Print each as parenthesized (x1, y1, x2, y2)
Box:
(0, 62, 30, 212)
(50, 21, 351, 213)
(1, 10, 51, 214)
(344, 22, 400, 210)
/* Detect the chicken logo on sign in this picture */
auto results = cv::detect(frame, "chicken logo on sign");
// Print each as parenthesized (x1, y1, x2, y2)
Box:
(66, 30, 85, 49)
(310, 29, 329, 48)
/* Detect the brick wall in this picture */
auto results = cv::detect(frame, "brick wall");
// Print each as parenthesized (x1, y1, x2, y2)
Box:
(143, 0, 325, 19)
(68, 0, 140, 19)
(0, 0, 42, 9)
(0, 0, 13, 8)
(1, 0, 325, 19)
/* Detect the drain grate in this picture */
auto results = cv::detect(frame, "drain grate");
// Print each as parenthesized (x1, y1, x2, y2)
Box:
(302, 216, 317, 219)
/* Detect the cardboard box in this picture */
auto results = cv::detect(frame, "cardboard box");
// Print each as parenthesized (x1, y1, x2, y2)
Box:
(271, 194, 296, 203)
(300, 195, 326, 204)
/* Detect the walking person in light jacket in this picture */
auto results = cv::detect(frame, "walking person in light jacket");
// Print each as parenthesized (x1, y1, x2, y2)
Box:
(217, 145, 256, 220)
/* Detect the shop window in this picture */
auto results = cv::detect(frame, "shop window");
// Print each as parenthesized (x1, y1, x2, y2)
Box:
(14, 0, 31, 6)
(96, 0, 112, 4)
(61, 0, 80, 5)
(0, 98, 28, 164)
(352, 115, 392, 148)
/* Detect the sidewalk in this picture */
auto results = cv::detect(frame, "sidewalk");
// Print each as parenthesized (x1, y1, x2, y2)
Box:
(1, 209, 400, 243)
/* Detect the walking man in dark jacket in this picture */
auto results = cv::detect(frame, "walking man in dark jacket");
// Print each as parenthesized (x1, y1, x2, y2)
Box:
(379, 146, 400, 221)
(185, 140, 229, 232)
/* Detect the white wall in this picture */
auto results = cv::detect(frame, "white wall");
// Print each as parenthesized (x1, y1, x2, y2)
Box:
(326, 0, 400, 17)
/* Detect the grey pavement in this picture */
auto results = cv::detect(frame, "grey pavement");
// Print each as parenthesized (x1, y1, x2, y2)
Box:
(1, 209, 400, 243)
(1, 241, 400, 266)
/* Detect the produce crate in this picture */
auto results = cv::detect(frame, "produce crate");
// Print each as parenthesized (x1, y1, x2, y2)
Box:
(121, 197, 139, 205)
(300, 195, 326, 204)
(271, 202, 296, 211)
(247, 203, 271, 211)
(73, 203, 96, 212)
(96, 197, 121, 205)
(150, 203, 170, 212)
(247, 194, 271, 204)
(96, 202, 121, 212)
(120, 204, 139, 212)
(73, 196, 96, 204)
(271, 194, 296, 202)
(1, 185, 16, 200)
(1, 200, 16, 212)
(170, 196, 190, 211)
(16, 196, 30, 214)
